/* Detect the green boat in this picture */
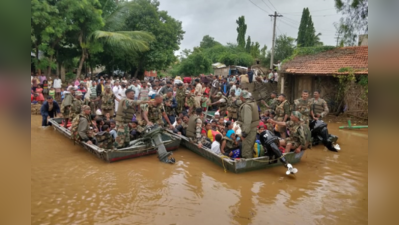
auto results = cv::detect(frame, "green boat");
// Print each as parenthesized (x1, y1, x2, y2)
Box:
(49, 118, 182, 163)
(167, 130, 304, 173)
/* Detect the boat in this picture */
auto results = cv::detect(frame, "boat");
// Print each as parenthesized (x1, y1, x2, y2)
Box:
(167, 130, 304, 173)
(48, 118, 182, 162)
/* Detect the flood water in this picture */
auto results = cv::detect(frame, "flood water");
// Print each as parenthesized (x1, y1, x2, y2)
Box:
(31, 115, 368, 225)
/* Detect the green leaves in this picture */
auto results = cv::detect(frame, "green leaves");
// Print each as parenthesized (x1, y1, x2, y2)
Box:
(92, 30, 154, 53)
(236, 16, 247, 49)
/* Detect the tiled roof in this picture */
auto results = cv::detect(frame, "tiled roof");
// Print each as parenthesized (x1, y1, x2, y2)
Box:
(281, 46, 368, 75)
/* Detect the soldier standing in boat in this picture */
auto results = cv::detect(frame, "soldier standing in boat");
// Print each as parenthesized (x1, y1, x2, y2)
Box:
(69, 91, 84, 122)
(186, 108, 207, 148)
(175, 83, 186, 115)
(114, 89, 149, 148)
(140, 94, 174, 129)
(237, 90, 259, 158)
(209, 92, 228, 118)
(185, 90, 195, 115)
(310, 90, 329, 120)
(273, 94, 290, 138)
(294, 90, 312, 126)
(100, 85, 118, 117)
(163, 90, 177, 124)
(227, 89, 238, 121)
(61, 86, 75, 128)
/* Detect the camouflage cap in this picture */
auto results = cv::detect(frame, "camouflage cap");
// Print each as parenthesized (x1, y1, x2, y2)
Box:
(216, 92, 223, 97)
(67, 86, 76, 91)
(291, 111, 303, 121)
(240, 90, 252, 99)
(75, 91, 83, 96)
(105, 85, 111, 89)
(82, 105, 91, 111)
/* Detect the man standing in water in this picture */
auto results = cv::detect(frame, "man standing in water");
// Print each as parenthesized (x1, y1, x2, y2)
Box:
(237, 90, 259, 158)
(310, 90, 329, 120)
(114, 89, 149, 148)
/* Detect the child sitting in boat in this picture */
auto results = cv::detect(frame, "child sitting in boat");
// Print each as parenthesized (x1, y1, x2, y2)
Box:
(211, 134, 222, 154)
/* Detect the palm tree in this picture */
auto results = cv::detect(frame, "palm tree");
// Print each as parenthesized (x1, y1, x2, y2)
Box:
(76, 1, 154, 77)
(313, 32, 324, 46)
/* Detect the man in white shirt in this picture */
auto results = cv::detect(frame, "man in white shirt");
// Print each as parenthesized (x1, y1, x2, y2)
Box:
(118, 84, 127, 99)
(273, 60, 281, 71)
(273, 70, 279, 83)
(113, 80, 121, 113)
(53, 76, 62, 99)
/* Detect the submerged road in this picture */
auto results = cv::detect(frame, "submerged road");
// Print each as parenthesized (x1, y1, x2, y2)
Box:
(31, 115, 368, 225)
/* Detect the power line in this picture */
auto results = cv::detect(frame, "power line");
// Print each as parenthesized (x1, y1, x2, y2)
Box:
(283, 14, 338, 17)
(279, 19, 297, 29)
(267, 0, 278, 11)
(248, 0, 269, 13)
(261, 0, 274, 12)
(280, 8, 336, 14)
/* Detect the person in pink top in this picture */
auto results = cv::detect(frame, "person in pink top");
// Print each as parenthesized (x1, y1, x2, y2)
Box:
(35, 84, 45, 104)
(74, 77, 81, 86)
(39, 73, 47, 84)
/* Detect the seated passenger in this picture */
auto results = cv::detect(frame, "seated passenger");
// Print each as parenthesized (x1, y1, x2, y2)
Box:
(130, 121, 141, 140)
(211, 119, 218, 131)
(173, 117, 185, 135)
(109, 120, 117, 139)
(205, 121, 221, 142)
(220, 130, 241, 158)
(211, 134, 222, 154)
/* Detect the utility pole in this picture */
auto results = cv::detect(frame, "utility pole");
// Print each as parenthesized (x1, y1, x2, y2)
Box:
(269, 11, 283, 70)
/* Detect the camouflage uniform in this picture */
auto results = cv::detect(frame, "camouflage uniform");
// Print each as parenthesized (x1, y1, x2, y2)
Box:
(285, 120, 307, 150)
(186, 114, 203, 144)
(274, 100, 290, 133)
(294, 98, 312, 126)
(95, 131, 114, 150)
(310, 98, 329, 118)
(186, 95, 195, 114)
(140, 101, 165, 127)
(70, 113, 92, 143)
(163, 94, 177, 124)
(69, 97, 83, 120)
(227, 95, 238, 120)
(114, 98, 143, 148)
(61, 92, 73, 116)
(267, 97, 279, 111)
(101, 92, 116, 116)
(176, 88, 186, 115)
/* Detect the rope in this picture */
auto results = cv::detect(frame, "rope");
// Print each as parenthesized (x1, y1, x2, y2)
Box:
(219, 155, 230, 173)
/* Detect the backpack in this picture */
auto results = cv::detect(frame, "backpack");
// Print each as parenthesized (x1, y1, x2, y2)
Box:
(95, 131, 114, 150)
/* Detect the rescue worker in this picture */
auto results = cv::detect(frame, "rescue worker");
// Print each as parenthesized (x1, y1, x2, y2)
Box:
(100, 85, 118, 116)
(261, 91, 279, 111)
(186, 108, 206, 148)
(163, 90, 177, 124)
(273, 93, 290, 138)
(310, 90, 329, 120)
(237, 90, 259, 158)
(175, 83, 186, 115)
(209, 92, 228, 117)
(61, 86, 75, 128)
(72, 105, 95, 145)
(268, 111, 308, 153)
(185, 90, 195, 115)
(86, 80, 98, 115)
(227, 89, 239, 121)
(114, 89, 149, 148)
(194, 79, 202, 108)
(294, 90, 312, 126)
(69, 91, 84, 121)
(141, 94, 174, 129)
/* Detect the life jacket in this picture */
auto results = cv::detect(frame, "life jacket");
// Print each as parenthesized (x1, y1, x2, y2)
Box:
(311, 98, 327, 115)
(275, 100, 288, 118)
(71, 98, 83, 115)
(115, 98, 137, 123)
(70, 114, 90, 143)
(90, 86, 97, 99)
(95, 131, 114, 150)
(186, 114, 200, 138)
(101, 92, 114, 110)
(237, 100, 259, 128)
(294, 98, 311, 116)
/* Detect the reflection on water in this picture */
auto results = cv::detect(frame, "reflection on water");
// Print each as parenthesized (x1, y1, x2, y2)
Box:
(31, 116, 368, 225)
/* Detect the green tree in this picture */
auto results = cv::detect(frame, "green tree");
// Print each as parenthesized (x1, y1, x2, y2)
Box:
(178, 51, 212, 76)
(335, 0, 368, 46)
(236, 16, 247, 49)
(250, 42, 261, 58)
(296, 8, 321, 47)
(200, 35, 221, 49)
(263, 35, 295, 66)
(245, 36, 251, 53)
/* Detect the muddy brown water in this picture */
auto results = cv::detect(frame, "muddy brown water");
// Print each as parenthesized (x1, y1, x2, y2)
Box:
(31, 116, 368, 225)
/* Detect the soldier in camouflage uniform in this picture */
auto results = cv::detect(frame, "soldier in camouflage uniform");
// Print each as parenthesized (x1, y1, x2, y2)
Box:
(69, 91, 84, 121)
(175, 83, 186, 115)
(186, 108, 210, 148)
(227, 89, 238, 121)
(114, 89, 149, 148)
(140, 94, 174, 129)
(185, 90, 195, 115)
(261, 91, 279, 112)
(269, 111, 308, 153)
(209, 92, 228, 117)
(61, 86, 75, 128)
(294, 90, 312, 126)
(310, 90, 329, 120)
(273, 93, 290, 138)
(100, 85, 117, 117)
(163, 90, 177, 124)
(71, 105, 95, 145)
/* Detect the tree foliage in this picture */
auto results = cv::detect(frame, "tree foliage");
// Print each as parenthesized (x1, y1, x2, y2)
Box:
(236, 16, 247, 49)
(262, 35, 295, 67)
(200, 35, 221, 49)
(245, 36, 251, 53)
(334, 0, 368, 46)
(297, 8, 322, 47)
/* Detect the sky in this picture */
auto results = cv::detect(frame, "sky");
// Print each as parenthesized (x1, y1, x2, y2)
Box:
(157, 0, 342, 55)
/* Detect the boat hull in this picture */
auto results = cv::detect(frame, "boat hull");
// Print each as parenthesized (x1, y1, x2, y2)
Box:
(176, 132, 304, 173)
(49, 118, 181, 163)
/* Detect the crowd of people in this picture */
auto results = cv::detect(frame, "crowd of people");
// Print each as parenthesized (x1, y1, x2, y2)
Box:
(32, 69, 332, 162)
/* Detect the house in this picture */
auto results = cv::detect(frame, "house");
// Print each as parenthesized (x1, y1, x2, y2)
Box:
(280, 46, 368, 116)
